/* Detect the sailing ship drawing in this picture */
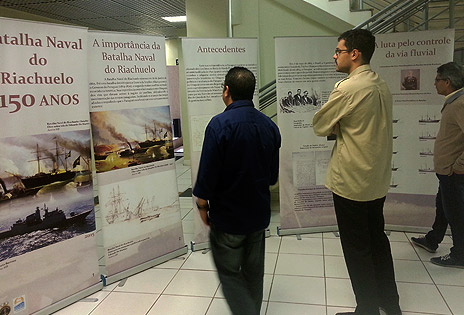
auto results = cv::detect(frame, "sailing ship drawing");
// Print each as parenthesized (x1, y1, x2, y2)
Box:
(419, 114, 440, 123)
(105, 185, 160, 224)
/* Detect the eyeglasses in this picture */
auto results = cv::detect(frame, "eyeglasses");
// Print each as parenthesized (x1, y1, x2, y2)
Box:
(434, 78, 448, 82)
(334, 49, 351, 56)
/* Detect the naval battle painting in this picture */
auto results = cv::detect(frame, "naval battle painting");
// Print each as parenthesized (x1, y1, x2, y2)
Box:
(90, 106, 174, 173)
(0, 130, 95, 261)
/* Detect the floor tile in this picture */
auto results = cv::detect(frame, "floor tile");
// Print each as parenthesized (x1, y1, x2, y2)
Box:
(147, 295, 211, 315)
(323, 238, 344, 256)
(265, 252, 278, 274)
(215, 274, 273, 301)
(266, 301, 326, 315)
(182, 220, 194, 234)
(325, 277, 356, 308)
(164, 270, 219, 297)
(206, 299, 267, 315)
(390, 241, 421, 260)
(89, 291, 158, 315)
(181, 250, 216, 271)
(437, 285, 464, 315)
(397, 282, 452, 314)
(387, 231, 409, 242)
(274, 253, 324, 277)
(265, 236, 281, 253)
(424, 261, 464, 286)
(327, 306, 355, 314)
(269, 275, 325, 305)
(113, 268, 177, 293)
(53, 290, 110, 315)
(154, 253, 189, 269)
(324, 255, 349, 279)
(323, 231, 340, 239)
(393, 260, 433, 284)
(279, 236, 323, 255)
(301, 232, 323, 239)
(270, 211, 281, 223)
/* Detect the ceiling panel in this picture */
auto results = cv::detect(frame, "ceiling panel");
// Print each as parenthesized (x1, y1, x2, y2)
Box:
(0, 0, 186, 38)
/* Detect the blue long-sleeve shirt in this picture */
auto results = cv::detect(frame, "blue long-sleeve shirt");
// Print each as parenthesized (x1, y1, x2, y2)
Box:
(193, 99, 281, 234)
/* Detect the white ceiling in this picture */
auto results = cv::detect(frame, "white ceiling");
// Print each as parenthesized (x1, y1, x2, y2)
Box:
(0, 0, 186, 38)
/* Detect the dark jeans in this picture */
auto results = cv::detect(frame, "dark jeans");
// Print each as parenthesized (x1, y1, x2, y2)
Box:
(437, 173, 464, 261)
(333, 193, 400, 315)
(209, 226, 265, 315)
(425, 187, 448, 248)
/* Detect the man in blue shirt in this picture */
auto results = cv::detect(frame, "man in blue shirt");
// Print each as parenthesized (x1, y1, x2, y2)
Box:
(193, 66, 281, 315)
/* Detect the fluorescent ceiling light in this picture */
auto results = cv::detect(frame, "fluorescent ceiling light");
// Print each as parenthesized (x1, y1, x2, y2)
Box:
(162, 16, 187, 22)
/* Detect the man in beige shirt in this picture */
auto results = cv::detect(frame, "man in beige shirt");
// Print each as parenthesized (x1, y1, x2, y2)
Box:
(412, 62, 464, 268)
(313, 29, 401, 315)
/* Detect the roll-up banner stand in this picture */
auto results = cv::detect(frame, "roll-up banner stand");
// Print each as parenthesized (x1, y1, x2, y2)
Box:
(181, 38, 259, 250)
(0, 18, 101, 314)
(275, 29, 455, 236)
(88, 31, 187, 285)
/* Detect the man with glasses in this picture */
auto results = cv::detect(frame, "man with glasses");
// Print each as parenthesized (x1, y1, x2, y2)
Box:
(313, 29, 401, 315)
(193, 67, 281, 315)
(411, 62, 464, 269)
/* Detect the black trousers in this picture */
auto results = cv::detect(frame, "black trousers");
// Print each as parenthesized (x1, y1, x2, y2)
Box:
(425, 187, 448, 248)
(209, 226, 265, 315)
(333, 193, 401, 315)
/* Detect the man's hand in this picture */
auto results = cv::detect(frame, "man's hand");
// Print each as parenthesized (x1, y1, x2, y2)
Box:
(196, 197, 210, 226)
(199, 209, 210, 226)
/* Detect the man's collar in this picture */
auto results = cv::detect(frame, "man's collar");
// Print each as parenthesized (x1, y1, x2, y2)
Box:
(347, 64, 371, 78)
(444, 88, 464, 105)
(224, 99, 254, 111)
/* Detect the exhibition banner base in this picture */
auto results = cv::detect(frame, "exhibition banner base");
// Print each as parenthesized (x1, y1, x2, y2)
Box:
(190, 240, 209, 252)
(32, 282, 103, 315)
(277, 225, 338, 236)
(101, 246, 188, 286)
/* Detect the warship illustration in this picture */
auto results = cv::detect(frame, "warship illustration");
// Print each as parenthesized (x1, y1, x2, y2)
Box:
(419, 132, 436, 140)
(418, 163, 435, 173)
(105, 185, 160, 224)
(20, 142, 75, 190)
(0, 203, 92, 239)
(419, 148, 434, 156)
(419, 114, 440, 123)
(390, 177, 398, 188)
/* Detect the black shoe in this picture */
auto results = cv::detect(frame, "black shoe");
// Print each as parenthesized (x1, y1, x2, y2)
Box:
(430, 253, 464, 269)
(411, 236, 437, 253)
(335, 313, 356, 315)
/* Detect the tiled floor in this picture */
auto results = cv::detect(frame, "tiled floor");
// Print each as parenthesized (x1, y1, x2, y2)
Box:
(55, 157, 464, 315)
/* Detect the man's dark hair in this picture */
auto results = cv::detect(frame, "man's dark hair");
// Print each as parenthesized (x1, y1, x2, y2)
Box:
(224, 67, 256, 101)
(437, 62, 464, 90)
(338, 29, 376, 64)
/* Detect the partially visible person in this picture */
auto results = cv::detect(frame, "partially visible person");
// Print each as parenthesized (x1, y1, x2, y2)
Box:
(193, 67, 281, 315)
(415, 62, 464, 268)
(302, 90, 312, 105)
(411, 188, 448, 253)
(294, 88, 302, 105)
(313, 29, 401, 315)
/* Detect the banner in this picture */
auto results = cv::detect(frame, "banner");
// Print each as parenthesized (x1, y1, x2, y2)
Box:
(0, 18, 100, 314)
(372, 29, 455, 230)
(182, 38, 259, 249)
(88, 31, 186, 282)
(276, 29, 455, 234)
(275, 36, 343, 234)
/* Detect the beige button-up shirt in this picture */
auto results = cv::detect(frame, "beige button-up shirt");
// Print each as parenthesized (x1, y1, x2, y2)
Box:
(313, 65, 393, 202)
(434, 88, 464, 175)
